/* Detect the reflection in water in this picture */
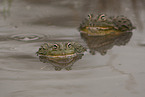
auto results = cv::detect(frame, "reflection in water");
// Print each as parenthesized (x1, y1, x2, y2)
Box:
(81, 32, 132, 55)
(36, 42, 86, 71)
(10, 34, 46, 42)
(0, 0, 13, 18)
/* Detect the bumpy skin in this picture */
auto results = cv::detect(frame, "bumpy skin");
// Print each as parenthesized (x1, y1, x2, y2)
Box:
(79, 14, 135, 36)
(36, 42, 86, 71)
(112, 15, 135, 31)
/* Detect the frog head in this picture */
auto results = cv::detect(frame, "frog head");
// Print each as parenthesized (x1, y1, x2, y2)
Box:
(79, 14, 115, 35)
(36, 42, 86, 57)
(79, 14, 135, 36)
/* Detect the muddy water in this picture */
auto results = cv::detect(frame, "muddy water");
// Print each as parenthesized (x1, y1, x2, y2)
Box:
(0, 0, 145, 97)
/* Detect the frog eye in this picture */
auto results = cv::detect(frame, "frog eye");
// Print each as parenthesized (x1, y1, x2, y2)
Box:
(98, 14, 106, 21)
(88, 14, 91, 18)
(53, 44, 58, 49)
(88, 14, 93, 19)
(67, 43, 72, 48)
(101, 16, 106, 20)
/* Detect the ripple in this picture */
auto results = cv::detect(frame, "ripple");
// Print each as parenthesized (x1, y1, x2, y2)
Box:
(10, 34, 46, 42)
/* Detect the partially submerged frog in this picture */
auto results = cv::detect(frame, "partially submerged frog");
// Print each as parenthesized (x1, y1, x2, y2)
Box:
(79, 14, 135, 36)
(36, 42, 86, 71)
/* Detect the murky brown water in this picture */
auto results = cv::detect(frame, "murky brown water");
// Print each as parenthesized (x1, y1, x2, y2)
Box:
(0, 0, 145, 97)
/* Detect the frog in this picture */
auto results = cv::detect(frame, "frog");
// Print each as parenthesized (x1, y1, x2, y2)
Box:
(36, 42, 86, 71)
(79, 14, 135, 36)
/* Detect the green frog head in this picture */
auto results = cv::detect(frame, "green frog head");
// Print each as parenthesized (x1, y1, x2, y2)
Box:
(36, 42, 86, 70)
(79, 14, 135, 36)
(36, 42, 86, 56)
(80, 14, 114, 29)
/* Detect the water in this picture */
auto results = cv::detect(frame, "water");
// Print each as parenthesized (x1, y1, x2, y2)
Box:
(0, 0, 145, 97)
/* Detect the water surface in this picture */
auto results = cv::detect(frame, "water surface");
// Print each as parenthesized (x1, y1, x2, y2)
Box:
(0, 0, 145, 97)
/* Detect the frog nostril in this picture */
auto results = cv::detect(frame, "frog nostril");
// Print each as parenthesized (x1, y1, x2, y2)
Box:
(123, 21, 127, 23)
(118, 20, 121, 22)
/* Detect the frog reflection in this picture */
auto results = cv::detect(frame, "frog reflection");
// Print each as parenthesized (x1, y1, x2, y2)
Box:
(36, 42, 86, 71)
(81, 32, 132, 55)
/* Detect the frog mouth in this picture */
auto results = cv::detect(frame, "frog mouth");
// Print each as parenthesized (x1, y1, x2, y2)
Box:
(86, 26, 114, 30)
(39, 53, 77, 58)
(80, 26, 119, 36)
(39, 54, 76, 64)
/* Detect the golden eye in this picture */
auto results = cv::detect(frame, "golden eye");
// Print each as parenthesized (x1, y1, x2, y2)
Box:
(98, 14, 106, 21)
(88, 14, 93, 19)
(53, 44, 58, 49)
(101, 15, 106, 20)
(67, 43, 72, 48)
(88, 14, 91, 18)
